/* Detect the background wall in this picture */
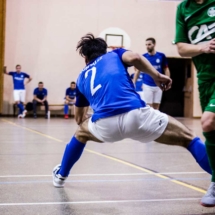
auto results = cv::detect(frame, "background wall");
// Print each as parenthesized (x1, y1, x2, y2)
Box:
(3, 0, 186, 114)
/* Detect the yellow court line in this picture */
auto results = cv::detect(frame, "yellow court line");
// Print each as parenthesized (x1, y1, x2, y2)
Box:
(1, 119, 206, 194)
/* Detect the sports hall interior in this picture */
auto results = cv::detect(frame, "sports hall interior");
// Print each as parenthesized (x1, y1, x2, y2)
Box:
(0, 0, 213, 215)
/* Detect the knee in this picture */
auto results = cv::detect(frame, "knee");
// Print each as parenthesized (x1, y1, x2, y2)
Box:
(75, 126, 89, 143)
(201, 115, 215, 132)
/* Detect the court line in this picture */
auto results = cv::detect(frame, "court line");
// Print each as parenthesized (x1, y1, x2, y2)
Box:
(0, 172, 206, 178)
(1, 119, 207, 194)
(0, 198, 200, 206)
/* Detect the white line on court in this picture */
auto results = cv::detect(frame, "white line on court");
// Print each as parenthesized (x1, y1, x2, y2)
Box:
(0, 198, 200, 206)
(0, 172, 207, 178)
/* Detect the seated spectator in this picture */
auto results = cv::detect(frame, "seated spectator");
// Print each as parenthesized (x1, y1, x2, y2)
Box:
(33, 82, 49, 119)
(64, 82, 76, 119)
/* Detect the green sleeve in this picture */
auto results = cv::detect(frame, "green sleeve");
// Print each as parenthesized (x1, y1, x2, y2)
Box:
(175, 4, 190, 43)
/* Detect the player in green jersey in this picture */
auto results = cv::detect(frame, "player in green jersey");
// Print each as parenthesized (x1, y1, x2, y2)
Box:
(175, 0, 215, 207)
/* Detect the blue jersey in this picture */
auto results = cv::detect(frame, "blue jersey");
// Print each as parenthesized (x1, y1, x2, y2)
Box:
(33, 88, 47, 99)
(142, 52, 168, 87)
(65, 88, 76, 99)
(130, 73, 144, 92)
(9, 72, 30, 90)
(76, 49, 146, 122)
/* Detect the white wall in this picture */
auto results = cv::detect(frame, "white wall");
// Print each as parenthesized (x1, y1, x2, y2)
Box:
(4, 0, 189, 114)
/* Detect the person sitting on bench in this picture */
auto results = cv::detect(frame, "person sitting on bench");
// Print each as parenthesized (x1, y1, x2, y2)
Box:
(33, 82, 49, 119)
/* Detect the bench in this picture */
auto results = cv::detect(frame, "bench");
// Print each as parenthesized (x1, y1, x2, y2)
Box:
(13, 103, 74, 117)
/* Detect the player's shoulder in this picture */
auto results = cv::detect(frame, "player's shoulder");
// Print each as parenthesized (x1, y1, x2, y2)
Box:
(143, 53, 148, 57)
(177, 0, 188, 12)
(156, 51, 166, 57)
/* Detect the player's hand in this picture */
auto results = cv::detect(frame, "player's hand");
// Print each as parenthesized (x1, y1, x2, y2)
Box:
(201, 39, 215, 54)
(153, 73, 172, 91)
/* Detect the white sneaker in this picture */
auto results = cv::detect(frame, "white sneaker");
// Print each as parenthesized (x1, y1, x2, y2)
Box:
(17, 114, 22, 118)
(201, 182, 215, 207)
(52, 164, 67, 188)
(21, 110, 27, 118)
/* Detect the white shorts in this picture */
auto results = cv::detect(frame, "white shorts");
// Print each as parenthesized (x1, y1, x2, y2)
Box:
(88, 106, 168, 143)
(143, 84, 162, 104)
(13, 90, 26, 102)
(137, 91, 144, 100)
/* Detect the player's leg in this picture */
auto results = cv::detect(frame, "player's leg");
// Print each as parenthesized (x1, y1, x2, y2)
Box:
(152, 87, 162, 110)
(20, 90, 27, 118)
(126, 107, 211, 174)
(155, 115, 211, 174)
(53, 118, 102, 187)
(33, 99, 38, 118)
(14, 90, 24, 117)
(142, 84, 153, 107)
(137, 91, 145, 101)
(44, 100, 49, 118)
(64, 100, 69, 119)
(200, 83, 215, 207)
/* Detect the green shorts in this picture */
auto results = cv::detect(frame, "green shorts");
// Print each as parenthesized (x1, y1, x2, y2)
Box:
(199, 80, 215, 113)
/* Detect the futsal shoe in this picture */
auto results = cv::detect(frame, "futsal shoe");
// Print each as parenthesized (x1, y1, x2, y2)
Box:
(64, 114, 69, 119)
(17, 114, 22, 118)
(21, 110, 27, 118)
(52, 164, 67, 188)
(200, 182, 215, 207)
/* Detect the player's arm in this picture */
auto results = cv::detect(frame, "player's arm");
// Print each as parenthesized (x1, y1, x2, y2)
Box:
(133, 67, 140, 84)
(66, 95, 72, 102)
(34, 95, 42, 103)
(75, 87, 90, 125)
(122, 51, 172, 91)
(175, 4, 215, 57)
(3, 66, 9, 75)
(25, 76, 32, 84)
(177, 41, 215, 57)
(164, 67, 170, 77)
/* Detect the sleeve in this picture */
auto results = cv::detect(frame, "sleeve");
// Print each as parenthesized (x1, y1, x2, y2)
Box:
(75, 86, 90, 107)
(45, 89, 48, 96)
(24, 73, 30, 78)
(162, 54, 168, 69)
(8, 72, 14, 76)
(112, 48, 132, 67)
(174, 4, 190, 43)
(33, 88, 37, 95)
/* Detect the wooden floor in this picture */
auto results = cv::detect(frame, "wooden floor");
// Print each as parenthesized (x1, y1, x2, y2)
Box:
(0, 117, 215, 215)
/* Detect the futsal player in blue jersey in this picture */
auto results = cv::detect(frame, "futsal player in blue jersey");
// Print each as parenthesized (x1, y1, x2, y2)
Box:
(64, 82, 76, 119)
(134, 38, 170, 110)
(3, 65, 32, 118)
(130, 67, 144, 100)
(53, 34, 211, 188)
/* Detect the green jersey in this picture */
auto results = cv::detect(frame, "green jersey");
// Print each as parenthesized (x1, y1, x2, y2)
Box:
(175, 0, 215, 83)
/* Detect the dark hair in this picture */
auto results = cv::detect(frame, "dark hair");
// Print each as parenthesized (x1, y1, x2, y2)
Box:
(76, 33, 107, 61)
(38, 81, 43, 84)
(16, 64, 21, 68)
(146, 37, 156, 44)
(71, 81, 76, 84)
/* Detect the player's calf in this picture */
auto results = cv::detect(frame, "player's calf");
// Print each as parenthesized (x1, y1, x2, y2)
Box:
(53, 119, 101, 187)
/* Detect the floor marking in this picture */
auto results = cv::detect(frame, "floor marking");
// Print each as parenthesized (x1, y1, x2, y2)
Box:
(85, 149, 207, 194)
(1, 119, 207, 194)
(0, 198, 200, 206)
(0, 172, 207, 178)
(1, 119, 63, 143)
(0, 177, 210, 185)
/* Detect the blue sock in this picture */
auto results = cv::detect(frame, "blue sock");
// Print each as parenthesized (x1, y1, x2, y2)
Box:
(17, 103, 24, 114)
(187, 137, 212, 174)
(64, 104, 69, 114)
(58, 136, 86, 177)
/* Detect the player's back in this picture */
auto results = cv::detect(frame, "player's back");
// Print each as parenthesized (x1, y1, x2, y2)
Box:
(77, 49, 146, 122)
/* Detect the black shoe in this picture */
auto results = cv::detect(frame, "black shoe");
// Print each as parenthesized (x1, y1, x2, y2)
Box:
(33, 114, 37, 119)
(45, 114, 48, 119)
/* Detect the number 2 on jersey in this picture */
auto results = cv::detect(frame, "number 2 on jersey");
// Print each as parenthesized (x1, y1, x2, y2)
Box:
(85, 67, 102, 96)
